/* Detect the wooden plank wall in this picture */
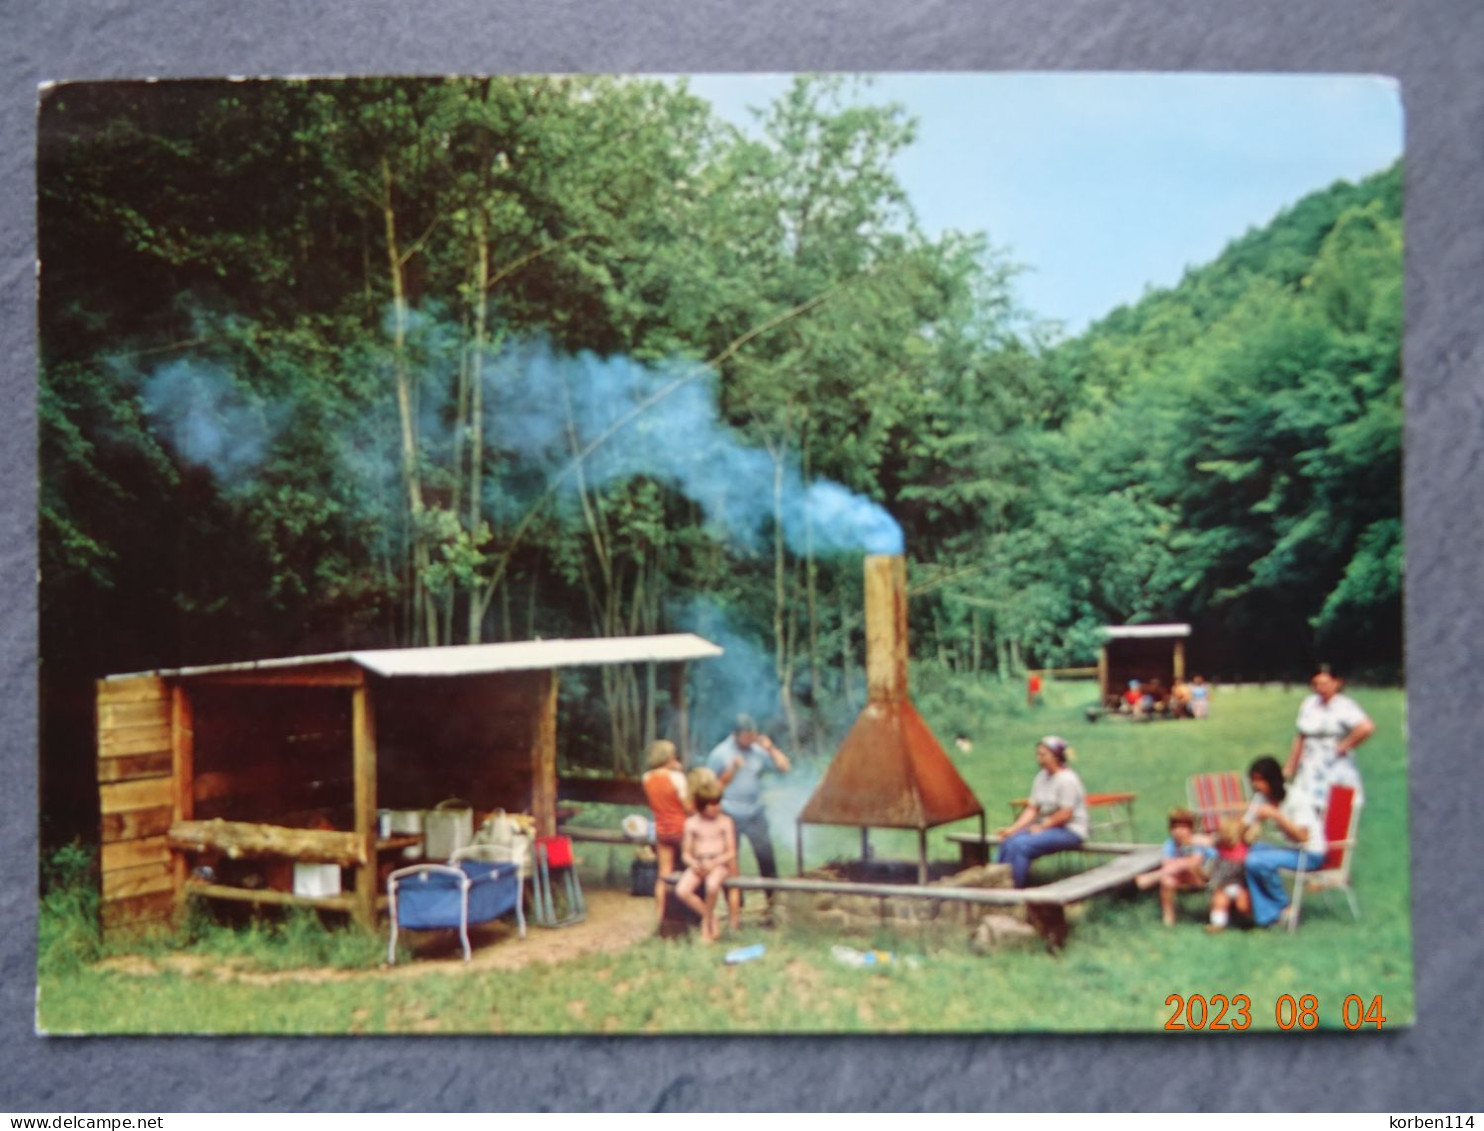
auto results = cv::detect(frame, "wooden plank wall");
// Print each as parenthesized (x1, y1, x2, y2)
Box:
(96, 676, 176, 933)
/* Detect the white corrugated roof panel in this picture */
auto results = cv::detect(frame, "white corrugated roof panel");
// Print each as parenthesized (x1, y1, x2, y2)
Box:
(110, 633, 723, 681)
(1101, 623, 1192, 640)
(353, 633, 723, 677)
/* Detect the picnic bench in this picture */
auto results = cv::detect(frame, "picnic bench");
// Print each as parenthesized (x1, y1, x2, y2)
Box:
(946, 831, 1148, 868)
(665, 845, 1162, 951)
(1002, 791, 1137, 842)
(559, 824, 642, 846)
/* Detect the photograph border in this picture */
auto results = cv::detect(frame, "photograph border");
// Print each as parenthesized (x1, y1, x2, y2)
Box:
(5, 0, 1481, 1111)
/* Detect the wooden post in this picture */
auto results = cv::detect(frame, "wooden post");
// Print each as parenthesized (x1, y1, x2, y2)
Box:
(351, 678, 377, 931)
(170, 683, 195, 912)
(1173, 638, 1186, 683)
(672, 661, 690, 760)
(796, 821, 804, 877)
(531, 669, 558, 839)
(860, 826, 869, 863)
(917, 828, 928, 886)
(1097, 644, 1109, 705)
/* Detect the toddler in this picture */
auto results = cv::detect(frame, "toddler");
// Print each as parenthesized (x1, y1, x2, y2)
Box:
(1204, 815, 1251, 932)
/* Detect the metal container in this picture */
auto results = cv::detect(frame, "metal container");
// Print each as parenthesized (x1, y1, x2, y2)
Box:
(386, 809, 424, 835)
(424, 799, 474, 861)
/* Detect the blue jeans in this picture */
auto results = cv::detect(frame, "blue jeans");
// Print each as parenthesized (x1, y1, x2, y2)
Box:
(997, 827, 1083, 888)
(729, 810, 778, 878)
(1245, 843, 1326, 926)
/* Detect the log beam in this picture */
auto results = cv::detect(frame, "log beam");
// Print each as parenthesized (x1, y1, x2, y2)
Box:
(168, 819, 366, 866)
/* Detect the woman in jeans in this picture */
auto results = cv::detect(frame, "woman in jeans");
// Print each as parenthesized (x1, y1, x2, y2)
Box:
(995, 736, 1088, 887)
(1243, 755, 1327, 927)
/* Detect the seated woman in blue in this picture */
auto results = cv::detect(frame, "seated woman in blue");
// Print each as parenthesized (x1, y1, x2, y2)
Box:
(1242, 755, 1327, 928)
(995, 736, 1089, 888)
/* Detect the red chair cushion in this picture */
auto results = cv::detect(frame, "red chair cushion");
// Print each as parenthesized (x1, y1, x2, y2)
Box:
(1321, 786, 1356, 871)
(538, 835, 574, 868)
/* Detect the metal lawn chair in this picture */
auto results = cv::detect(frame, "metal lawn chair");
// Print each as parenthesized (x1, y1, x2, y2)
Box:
(1187, 771, 1250, 835)
(531, 834, 586, 928)
(1287, 784, 1363, 931)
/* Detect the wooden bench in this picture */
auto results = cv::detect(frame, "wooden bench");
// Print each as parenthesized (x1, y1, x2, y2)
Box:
(947, 831, 1146, 869)
(559, 824, 645, 846)
(1003, 791, 1137, 842)
(665, 846, 1162, 951)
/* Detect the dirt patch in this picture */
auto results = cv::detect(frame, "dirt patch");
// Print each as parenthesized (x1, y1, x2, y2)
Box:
(97, 889, 659, 986)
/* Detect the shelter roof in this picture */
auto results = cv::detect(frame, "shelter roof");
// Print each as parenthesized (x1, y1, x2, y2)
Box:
(108, 633, 723, 682)
(1101, 623, 1192, 640)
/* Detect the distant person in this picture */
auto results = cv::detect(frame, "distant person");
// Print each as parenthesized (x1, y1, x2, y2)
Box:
(1136, 807, 1216, 926)
(674, 777, 737, 943)
(1242, 755, 1327, 929)
(641, 740, 692, 925)
(1026, 671, 1043, 709)
(1122, 680, 1144, 717)
(994, 736, 1087, 888)
(1189, 675, 1211, 719)
(1286, 667, 1375, 806)
(1170, 678, 1192, 719)
(707, 714, 791, 919)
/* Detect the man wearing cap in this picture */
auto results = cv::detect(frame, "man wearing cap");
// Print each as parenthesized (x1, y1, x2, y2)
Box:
(707, 714, 791, 917)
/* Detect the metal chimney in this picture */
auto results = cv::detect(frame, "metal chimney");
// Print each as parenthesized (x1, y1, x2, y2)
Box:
(796, 555, 986, 883)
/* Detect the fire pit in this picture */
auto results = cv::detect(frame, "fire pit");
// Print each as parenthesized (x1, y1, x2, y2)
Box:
(795, 554, 987, 883)
(771, 858, 1030, 945)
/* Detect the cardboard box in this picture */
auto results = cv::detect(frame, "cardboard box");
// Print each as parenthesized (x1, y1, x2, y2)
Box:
(293, 863, 342, 898)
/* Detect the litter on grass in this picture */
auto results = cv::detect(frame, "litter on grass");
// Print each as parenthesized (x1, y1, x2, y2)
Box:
(831, 945, 920, 969)
(724, 944, 767, 965)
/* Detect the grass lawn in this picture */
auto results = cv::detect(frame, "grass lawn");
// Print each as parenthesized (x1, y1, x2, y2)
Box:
(37, 679, 1413, 1034)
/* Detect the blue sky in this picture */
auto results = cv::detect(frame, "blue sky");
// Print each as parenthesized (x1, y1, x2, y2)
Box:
(680, 73, 1403, 334)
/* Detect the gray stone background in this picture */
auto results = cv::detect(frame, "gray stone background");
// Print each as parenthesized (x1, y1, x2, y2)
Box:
(3, 0, 1480, 1112)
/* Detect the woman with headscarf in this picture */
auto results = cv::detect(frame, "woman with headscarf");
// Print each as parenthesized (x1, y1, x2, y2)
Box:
(994, 735, 1089, 888)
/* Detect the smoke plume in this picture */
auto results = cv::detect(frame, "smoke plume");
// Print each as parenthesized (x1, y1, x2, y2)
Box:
(482, 339, 904, 556)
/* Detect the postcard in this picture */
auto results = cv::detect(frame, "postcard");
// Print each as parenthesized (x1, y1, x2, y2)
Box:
(36, 72, 1408, 1035)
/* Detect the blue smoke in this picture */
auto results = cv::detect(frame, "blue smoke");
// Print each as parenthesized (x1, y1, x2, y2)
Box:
(140, 359, 288, 487)
(482, 340, 903, 556)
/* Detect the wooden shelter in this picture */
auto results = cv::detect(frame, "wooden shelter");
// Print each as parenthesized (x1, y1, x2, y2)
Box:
(1096, 623, 1191, 707)
(95, 634, 721, 937)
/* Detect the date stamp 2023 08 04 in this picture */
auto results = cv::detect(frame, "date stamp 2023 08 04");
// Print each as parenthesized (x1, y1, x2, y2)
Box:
(1163, 992, 1390, 1031)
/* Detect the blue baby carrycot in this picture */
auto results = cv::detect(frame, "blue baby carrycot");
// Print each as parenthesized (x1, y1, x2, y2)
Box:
(387, 849, 526, 963)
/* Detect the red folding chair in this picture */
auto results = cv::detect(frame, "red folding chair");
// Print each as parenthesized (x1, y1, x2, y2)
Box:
(1288, 784, 1362, 931)
(1187, 771, 1250, 835)
(531, 835, 586, 927)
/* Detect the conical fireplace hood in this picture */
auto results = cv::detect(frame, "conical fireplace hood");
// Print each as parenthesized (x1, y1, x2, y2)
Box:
(797, 555, 984, 831)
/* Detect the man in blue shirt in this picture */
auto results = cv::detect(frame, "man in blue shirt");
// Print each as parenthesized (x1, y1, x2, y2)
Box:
(706, 714, 792, 915)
